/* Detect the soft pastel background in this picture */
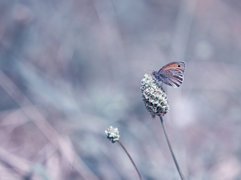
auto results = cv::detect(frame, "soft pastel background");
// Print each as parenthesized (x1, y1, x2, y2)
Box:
(0, 0, 241, 179)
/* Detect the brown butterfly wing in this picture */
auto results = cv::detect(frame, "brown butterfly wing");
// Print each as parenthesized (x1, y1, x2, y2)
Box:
(159, 61, 185, 72)
(158, 62, 185, 87)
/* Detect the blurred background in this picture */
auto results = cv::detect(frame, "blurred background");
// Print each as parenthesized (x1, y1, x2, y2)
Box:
(0, 0, 241, 179)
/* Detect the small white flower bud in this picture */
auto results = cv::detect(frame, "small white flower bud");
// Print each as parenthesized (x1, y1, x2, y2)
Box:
(105, 126, 120, 143)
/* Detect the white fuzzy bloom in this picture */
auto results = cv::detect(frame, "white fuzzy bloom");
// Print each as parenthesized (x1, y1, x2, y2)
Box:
(105, 126, 120, 143)
(140, 74, 169, 117)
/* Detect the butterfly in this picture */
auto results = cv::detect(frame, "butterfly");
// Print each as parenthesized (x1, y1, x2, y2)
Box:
(152, 61, 185, 88)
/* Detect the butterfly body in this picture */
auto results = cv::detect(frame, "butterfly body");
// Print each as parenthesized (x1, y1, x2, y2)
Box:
(152, 61, 185, 88)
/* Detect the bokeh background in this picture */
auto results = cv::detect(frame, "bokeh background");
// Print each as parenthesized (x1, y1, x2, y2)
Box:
(0, 0, 241, 179)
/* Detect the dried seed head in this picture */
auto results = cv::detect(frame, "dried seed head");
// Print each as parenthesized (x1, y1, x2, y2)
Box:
(140, 74, 169, 117)
(105, 126, 120, 143)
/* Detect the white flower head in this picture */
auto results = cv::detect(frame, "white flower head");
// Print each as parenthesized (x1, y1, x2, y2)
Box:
(141, 74, 169, 117)
(105, 126, 120, 143)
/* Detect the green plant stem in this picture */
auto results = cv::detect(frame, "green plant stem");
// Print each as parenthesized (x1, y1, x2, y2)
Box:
(117, 141, 142, 180)
(159, 116, 185, 180)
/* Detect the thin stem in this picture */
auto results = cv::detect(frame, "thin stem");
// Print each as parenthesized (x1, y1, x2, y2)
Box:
(117, 141, 142, 180)
(159, 116, 185, 180)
